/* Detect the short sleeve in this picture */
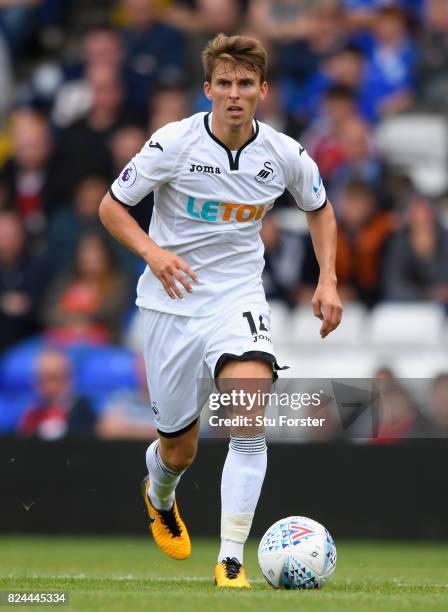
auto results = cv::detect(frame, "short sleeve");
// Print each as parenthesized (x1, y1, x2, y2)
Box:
(110, 124, 179, 206)
(284, 139, 327, 212)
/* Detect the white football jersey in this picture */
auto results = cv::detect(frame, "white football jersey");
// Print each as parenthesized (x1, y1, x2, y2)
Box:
(110, 112, 326, 316)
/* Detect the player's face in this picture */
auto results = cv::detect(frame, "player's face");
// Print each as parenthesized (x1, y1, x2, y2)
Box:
(204, 61, 268, 129)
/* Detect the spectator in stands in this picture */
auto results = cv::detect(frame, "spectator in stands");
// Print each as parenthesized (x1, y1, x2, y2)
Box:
(342, 0, 423, 32)
(0, 182, 8, 209)
(248, 0, 315, 46)
(168, 0, 240, 35)
(301, 180, 395, 307)
(416, 0, 448, 109)
(303, 85, 360, 183)
(363, 5, 416, 121)
(248, 0, 339, 112)
(17, 348, 96, 439)
(52, 27, 125, 129)
(342, 0, 377, 33)
(334, 180, 395, 305)
(372, 366, 432, 443)
(374, 365, 397, 391)
(52, 64, 138, 202)
(165, 0, 239, 87)
(0, 109, 58, 239)
(96, 353, 157, 440)
(0, 210, 46, 351)
(110, 125, 153, 240)
(56, 174, 141, 281)
(120, 0, 185, 111)
(370, 367, 430, 440)
(110, 125, 146, 174)
(299, 43, 370, 123)
(148, 85, 189, 134)
(255, 81, 287, 133)
(307, 1, 348, 64)
(373, 366, 430, 444)
(0, 0, 38, 57)
(46, 175, 109, 274)
(373, 383, 426, 443)
(41, 232, 131, 344)
(80, 25, 124, 73)
(260, 212, 304, 307)
(294, 1, 350, 117)
(381, 172, 416, 222)
(428, 373, 448, 436)
(329, 116, 385, 199)
(383, 196, 448, 306)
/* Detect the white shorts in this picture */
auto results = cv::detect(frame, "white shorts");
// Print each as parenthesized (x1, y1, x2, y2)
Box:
(140, 302, 279, 435)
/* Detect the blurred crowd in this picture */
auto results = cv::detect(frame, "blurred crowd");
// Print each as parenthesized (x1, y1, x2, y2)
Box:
(9, 349, 448, 443)
(1, 0, 448, 440)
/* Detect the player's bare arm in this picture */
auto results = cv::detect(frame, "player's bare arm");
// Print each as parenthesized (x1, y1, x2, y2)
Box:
(306, 200, 343, 338)
(99, 193, 197, 299)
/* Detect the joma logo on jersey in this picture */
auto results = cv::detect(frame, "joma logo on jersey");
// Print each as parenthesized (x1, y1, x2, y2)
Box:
(189, 163, 221, 174)
(186, 196, 267, 223)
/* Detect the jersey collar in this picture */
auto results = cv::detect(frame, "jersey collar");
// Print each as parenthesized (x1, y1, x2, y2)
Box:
(203, 112, 259, 172)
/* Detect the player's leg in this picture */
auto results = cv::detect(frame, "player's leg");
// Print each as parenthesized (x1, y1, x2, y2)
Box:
(146, 419, 200, 510)
(205, 302, 279, 586)
(215, 357, 272, 588)
(140, 308, 206, 560)
(142, 420, 200, 560)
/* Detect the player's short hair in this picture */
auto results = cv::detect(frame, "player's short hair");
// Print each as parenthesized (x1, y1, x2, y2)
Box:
(202, 33, 267, 83)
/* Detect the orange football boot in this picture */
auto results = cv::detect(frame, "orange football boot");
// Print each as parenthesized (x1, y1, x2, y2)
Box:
(141, 476, 191, 560)
(215, 557, 251, 588)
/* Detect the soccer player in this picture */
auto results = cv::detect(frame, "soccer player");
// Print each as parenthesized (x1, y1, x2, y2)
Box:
(99, 33, 342, 587)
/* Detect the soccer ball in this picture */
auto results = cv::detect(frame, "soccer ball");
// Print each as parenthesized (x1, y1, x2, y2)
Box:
(258, 516, 337, 589)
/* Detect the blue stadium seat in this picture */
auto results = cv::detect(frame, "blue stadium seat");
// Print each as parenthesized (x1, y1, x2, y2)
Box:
(0, 340, 139, 402)
(86, 392, 111, 414)
(0, 393, 34, 433)
(0, 339, 43, 392)
(77, 347, 138, 395)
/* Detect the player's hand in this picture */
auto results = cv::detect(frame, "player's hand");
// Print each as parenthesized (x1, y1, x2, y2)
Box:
(311, 282, 343, 339)
(145, 246, 198, 299)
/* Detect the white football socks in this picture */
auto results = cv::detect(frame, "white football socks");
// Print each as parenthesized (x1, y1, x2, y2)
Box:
(145, 440, 184, 510)
(218, 434, 267, 565)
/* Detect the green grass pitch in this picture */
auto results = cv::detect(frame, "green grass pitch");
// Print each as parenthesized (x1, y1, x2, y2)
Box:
(1, 537, 448, 611)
